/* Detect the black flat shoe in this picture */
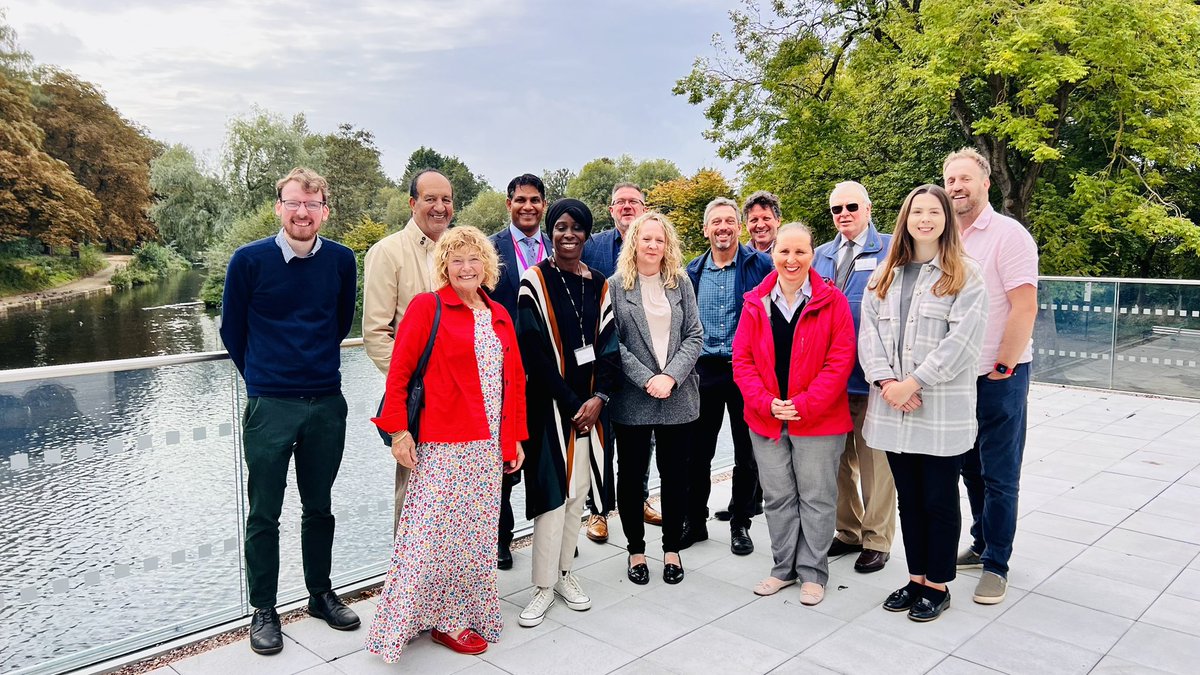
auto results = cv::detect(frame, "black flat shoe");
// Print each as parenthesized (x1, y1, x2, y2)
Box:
(627, 556, 650, 585)
(307, 591, 360, 631)
(249, 607, 283, 655)
(908, 591, 950, 622)
(497, 543, 513, 570)
(663, 555, 685, 585)
(883, 583, 922, 612)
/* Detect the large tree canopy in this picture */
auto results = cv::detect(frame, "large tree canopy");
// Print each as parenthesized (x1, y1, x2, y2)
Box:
(677, 0, 1200, 277)
(400, 146, 491, 210)
(305, 123, 392, 237)
(222, 107, 313, 216)
(565, 155, 683, 230)
(33, 69, 159, 248)
(149, 144, 230, 259)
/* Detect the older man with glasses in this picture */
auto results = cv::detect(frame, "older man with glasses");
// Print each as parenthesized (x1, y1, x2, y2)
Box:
(581, 182, 663, 541)
(812, 180, 896, 574)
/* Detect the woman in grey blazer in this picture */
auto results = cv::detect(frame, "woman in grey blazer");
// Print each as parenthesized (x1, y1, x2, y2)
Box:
(608, 212, 702, 586)
(859, 185, 987, 622)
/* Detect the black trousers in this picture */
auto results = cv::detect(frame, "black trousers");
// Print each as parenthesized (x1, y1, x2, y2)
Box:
(499, 473, 517, 548)
(616, 422, 688, 554)
(690, 357, 760, 528)
(887, 450, 967, 584)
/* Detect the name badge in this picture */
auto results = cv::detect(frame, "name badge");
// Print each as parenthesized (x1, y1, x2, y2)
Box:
(854, 258, 877, 271)
(575, 345, 596, 365)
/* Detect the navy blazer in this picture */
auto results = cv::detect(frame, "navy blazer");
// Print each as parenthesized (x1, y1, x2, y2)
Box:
(488, 227, 552, 319)
(685, 244, 774, 301)
(581, 227, 622, 279)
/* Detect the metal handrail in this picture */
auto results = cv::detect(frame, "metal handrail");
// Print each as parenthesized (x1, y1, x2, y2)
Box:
(0, 338, 365, 384)
(1038, 275, 1200, 286)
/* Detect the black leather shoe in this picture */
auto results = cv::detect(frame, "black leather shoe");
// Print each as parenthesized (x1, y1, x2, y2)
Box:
(497, 543, 513, 570)
(909, 591, 950, 622)
(827, 538, 863, 557)
(678, 521, 708, 550)
(714, 509, 733, 521)
(249, 607, 283, 655)
(627, 556, 650, 585)
(307, 591, 360, 631)
(882, 583, 922, 612)
(854, 549, 890, 573)
(730, 526, 754, 556)
(663, 556, 685, 585)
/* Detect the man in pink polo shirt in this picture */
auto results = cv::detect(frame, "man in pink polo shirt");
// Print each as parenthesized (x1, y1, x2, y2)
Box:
(943, 148, 1039, 606)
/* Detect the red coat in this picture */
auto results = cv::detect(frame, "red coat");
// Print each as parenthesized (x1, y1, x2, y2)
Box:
(732, 268, 855, 440)
(372, 285, 528, 461)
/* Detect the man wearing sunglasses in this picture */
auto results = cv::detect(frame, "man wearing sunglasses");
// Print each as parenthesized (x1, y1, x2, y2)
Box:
(221, 167, 360, 655)
(812, 181, 896, 574)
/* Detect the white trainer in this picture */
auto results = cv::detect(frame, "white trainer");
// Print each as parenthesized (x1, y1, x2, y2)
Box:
(519, 587, 555, 627)
(554, 571, 592, 611)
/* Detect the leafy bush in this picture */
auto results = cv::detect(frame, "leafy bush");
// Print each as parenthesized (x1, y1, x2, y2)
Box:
(110, 242, 190, 289)
(199, 203, 279, 306)
(0, 244, 109, 295)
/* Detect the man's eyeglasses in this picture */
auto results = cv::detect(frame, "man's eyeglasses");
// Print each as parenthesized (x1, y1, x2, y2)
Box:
(612, 199, 645, 207)
(830, 203, 860, 215)
(280, 200, 327, 211)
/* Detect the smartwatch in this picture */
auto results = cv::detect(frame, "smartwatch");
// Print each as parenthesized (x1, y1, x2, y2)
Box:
(993, 362, 1012, 375)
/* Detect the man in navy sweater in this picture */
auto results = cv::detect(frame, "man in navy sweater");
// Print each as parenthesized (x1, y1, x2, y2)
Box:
(220, 167, 360, 656)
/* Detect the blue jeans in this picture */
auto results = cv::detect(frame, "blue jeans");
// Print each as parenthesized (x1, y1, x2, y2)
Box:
(962, 365, 1030, 577)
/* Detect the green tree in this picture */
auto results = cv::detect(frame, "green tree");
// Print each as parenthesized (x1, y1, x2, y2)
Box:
(33, 69, 159, 248)
(456, 190, 509, 235)
(377, 186, 412, 230)
(222, 107, 312, 217)
(0, 10, 32, 79)
(199, 203, 279, 306)
(149, 144, 231, 259)
(0, 69, 99, 248)
(400, 146, 491, 209)
(541, 168, 574, 203)
(647, 169, 735, 258)
(306, 123, 391, 238)
(677, 0, 1200, 277)
(566, 155, 683, 230)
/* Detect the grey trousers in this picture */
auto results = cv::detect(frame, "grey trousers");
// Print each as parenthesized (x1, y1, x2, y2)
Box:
(750, 429, 846, 585)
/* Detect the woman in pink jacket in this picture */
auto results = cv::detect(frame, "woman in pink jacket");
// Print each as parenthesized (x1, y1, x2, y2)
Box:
(732, 222, 856, 606)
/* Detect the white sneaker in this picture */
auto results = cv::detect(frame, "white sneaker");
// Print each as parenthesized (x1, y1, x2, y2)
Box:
(554, 571, 592, 611)
(519, 587, 555, 627)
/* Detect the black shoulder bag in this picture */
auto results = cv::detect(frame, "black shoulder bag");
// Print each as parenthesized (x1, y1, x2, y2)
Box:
(376, 294, 442, 446)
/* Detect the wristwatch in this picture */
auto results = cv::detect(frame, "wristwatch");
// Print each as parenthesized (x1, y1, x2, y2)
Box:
(594, 392, 610, 405)
(993, 362, 1013, 375)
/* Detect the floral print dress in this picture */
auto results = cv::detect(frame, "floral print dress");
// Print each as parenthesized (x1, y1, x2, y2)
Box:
(366, 307, 505, 662)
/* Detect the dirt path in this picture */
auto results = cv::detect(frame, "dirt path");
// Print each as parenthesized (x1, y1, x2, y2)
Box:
(0, 254, 133, 313)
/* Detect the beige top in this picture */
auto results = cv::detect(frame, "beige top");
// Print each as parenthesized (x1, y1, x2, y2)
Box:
(362, 219, 438, 374)
(639, 273, 671, 369)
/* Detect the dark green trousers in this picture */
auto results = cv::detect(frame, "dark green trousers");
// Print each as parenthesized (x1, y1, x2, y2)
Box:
(242, 394, 347, 609)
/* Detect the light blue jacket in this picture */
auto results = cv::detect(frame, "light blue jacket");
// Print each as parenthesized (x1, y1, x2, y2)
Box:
(813, 224, 891, 395)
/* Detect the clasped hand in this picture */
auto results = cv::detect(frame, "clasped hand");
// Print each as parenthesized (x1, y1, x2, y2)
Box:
(645, 374, 675, 399)
(572, 396, 604, 434)
(771, 398, 801, 421)
(881, 378, 922, 412)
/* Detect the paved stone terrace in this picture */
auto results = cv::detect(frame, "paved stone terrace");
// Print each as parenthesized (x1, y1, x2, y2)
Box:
(147, 384, 1200, 674)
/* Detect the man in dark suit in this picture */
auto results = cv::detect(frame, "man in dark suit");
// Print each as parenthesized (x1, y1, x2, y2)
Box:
(488, 173, 550, 570)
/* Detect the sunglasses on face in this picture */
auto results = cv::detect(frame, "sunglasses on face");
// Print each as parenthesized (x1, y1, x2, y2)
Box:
(830, 203, 860, 215)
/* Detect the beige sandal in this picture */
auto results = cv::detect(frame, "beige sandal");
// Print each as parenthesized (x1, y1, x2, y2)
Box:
(799, 582, 825, 606)
(753, 577, 796, 596)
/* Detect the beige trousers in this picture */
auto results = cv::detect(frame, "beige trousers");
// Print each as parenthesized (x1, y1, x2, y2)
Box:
(393, 464, 409, 535)
(834, 394, 897, 552)
(531, 436, 591, 589)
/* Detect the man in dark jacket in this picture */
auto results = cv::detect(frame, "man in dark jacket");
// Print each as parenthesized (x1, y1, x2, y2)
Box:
(684, 197, 773, 554)
(812, 180, 896, 574)
(487, 173, 550, 570)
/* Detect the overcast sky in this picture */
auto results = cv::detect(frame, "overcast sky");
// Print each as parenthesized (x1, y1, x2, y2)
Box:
(7, 0, 742, 190)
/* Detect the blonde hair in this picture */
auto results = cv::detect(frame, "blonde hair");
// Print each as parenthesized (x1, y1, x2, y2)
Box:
(869, 185, 970, 300)
(432, 226, 501, 291)
(617, 212, 685, 290)
(276, 167, 330, 201)
(941, 147, 991, 177)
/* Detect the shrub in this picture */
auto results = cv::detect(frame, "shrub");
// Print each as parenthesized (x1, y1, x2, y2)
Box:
(199, 203, 279, 306)
(111, 243, 190, 289)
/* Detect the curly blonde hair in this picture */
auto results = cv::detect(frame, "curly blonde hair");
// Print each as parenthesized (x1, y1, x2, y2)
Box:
(432, 226, 501, 291)
(616, 211, 685, 290)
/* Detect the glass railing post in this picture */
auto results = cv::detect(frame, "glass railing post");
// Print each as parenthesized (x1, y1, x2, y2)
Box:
(1109, 279, 1119, 390)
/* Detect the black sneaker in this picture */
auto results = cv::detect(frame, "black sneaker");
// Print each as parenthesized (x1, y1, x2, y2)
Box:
(249, 607, 283, 655)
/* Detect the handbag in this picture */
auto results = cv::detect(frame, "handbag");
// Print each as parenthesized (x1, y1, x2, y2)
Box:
(405, 294, 442, 443)
(377, 294, 442, 446)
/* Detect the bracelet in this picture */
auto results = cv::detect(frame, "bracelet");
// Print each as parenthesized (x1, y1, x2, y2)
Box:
(392, 430, 411, 443)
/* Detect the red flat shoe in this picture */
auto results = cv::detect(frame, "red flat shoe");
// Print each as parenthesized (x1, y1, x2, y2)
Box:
(430, 628, 488, 655)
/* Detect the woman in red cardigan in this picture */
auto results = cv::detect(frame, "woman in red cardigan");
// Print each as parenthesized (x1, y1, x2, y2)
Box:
(366, 226, 527, 661)
(732, 222, 855, 606)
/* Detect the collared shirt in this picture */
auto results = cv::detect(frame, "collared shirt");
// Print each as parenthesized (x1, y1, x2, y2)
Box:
(697, 253, 739, 356)
(275, 228, 323, 263)
(770, 277, 812, 323)
(507, 223, 548, 274)
(960, 205, 1039, 373)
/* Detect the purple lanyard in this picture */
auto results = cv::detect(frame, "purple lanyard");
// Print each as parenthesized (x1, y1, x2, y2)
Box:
(512, 233, 545, 272)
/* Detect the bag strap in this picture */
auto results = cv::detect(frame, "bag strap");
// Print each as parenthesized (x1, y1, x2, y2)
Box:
(411, 294, 441, 383)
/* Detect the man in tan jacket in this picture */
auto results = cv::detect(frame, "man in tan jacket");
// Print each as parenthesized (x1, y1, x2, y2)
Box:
(362, 169, 453, 532)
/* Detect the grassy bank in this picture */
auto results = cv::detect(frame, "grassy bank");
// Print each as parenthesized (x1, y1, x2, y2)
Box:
(111, 243, 191, 289)
(0, 246, 106, 296)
